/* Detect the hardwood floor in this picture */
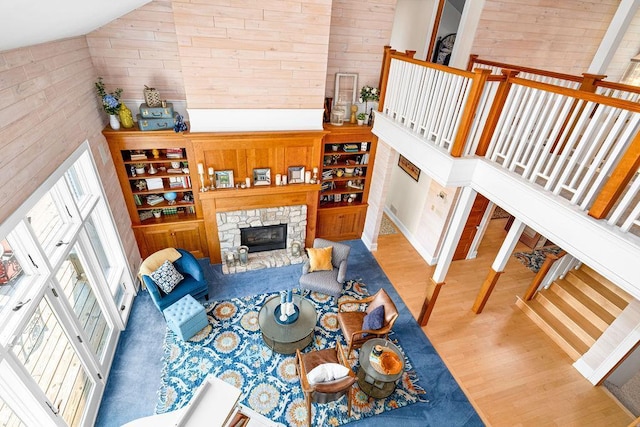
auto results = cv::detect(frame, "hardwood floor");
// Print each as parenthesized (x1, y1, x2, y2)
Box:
(373, 217, 634, 426)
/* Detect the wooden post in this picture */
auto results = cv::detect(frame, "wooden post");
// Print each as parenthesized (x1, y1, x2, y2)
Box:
(475, 69, 520, 157)
(450, 68, 492, 157)
(467, 54, 479, 72)
(472, 269, 502, 313)
(522, 251, 566, 301)
(377, 46, 396, 113)
(418, 278, 445, 326)
(589, 130, 640, 219)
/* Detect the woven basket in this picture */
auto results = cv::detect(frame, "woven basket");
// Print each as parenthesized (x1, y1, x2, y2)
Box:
(143, 86, 161, 107)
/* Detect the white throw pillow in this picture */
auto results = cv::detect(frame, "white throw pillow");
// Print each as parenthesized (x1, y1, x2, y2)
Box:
(150, 260, 184, 294)
(306, 362, 350, 385)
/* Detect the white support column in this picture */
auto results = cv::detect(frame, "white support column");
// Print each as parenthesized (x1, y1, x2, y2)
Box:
(588, 0, 640, 74)
(433, 186, 477, 282)
(492, 218, 526, 271)
(419, 186, 477, 325)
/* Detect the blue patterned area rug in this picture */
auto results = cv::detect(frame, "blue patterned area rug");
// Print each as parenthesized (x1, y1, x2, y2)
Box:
(513, 246, 562, 273)
(155, 280, 425, 426)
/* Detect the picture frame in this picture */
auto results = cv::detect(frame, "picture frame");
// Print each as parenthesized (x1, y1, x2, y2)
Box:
(253, 168, 271, 186)
(215, 170, 235, 188)
(398, 155, 420, 182)
(287, 166, 305, 184)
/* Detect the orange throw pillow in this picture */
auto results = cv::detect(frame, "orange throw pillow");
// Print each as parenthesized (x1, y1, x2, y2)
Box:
(307, 246, 333, 272)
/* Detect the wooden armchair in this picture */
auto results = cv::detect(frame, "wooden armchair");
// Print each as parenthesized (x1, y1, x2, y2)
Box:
(296, 342, 356, 427)
(337, 288, 399, 358)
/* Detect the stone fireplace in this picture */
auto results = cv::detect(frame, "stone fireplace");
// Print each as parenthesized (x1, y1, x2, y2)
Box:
(216, 205, 307, 273)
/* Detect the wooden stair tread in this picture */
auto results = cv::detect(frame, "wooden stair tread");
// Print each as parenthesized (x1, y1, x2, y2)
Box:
(580, 265, 632, 303)
(551, 279, 614, 329)
(516, 297, 588, 360)
(566, 270, 628, 315)
(535, 290, 601, 343)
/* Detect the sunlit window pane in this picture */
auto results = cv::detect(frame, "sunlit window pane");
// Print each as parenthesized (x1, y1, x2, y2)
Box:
(85, 215, 112, 280)
(11, 298, 93, 427)
(65, 164, 89, 208)
(0, 239, 28, 318)
(55, 245, 112, 360)
(27, 192, 65, 250)
(0, 392, 26, 427)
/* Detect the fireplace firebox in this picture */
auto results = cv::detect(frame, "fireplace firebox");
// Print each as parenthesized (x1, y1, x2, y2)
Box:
(240, 224, 287, 253)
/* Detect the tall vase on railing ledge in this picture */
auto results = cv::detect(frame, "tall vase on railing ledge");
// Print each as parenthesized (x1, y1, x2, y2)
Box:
(109, 114, 120, 130)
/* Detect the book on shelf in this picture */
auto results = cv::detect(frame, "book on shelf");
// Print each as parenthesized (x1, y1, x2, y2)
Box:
(133, 194, 142, 206)
(146, 194, 164, 206)
(130, 150, 147, 160)
(343, 144, 359, 152)
(166, 148, 183, 158)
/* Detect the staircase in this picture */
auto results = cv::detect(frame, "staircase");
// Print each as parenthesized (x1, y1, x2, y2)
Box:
(516, 266, 633, 361)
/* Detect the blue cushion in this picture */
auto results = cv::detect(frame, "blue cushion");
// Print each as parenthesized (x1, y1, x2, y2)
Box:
(150, 260, 184, 293)
(362, 305, 385, 332)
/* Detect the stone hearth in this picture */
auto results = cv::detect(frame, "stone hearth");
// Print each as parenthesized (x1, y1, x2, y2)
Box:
(216, 205, 307, 274)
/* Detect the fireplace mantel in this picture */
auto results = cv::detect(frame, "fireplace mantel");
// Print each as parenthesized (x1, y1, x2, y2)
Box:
(200, 183, 320, 263)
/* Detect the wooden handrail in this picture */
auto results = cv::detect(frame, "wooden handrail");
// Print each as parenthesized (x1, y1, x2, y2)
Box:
(523, 250, 567, 301)
(589, 131, 640, 219)
(451, 68, 492, 157)
(468, 55, 584, 83)
(377, 46, 396, 112)
(594, 79, 640, 96)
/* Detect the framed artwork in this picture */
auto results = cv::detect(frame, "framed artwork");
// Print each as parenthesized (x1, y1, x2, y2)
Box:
(288, 166, 305, 184)
(334, 73, 358, 108)
(253, 168, 271, 186)
(215, 170, 235, 188)
(398, 155, 420, 182)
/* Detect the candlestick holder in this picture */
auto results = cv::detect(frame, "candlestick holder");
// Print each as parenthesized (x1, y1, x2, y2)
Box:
(199, 173, 206, 191)
(209, 173, 215, 190)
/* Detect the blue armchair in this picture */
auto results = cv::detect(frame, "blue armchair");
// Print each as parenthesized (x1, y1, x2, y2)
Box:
(142, 248, 209, 312)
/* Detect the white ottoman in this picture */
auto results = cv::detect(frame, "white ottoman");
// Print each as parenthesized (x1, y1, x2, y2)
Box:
(163, 294, 208, 340)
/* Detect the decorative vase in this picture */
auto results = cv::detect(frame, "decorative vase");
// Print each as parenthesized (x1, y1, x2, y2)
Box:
(109, 114, 120, 130)
(118, 103, 134, 128)
(357, 119, 364, 126)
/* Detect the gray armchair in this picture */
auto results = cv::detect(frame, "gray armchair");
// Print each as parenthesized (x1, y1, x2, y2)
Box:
(299, 238, 350, 297)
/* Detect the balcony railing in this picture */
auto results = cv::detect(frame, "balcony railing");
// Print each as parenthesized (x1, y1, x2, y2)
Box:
(378, 48, 640, 239)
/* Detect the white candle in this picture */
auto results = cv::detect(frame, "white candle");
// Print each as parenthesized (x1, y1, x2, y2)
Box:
(275, 174, 281, 185)
(197, 163, 204, 174)
(208, 167, 214, 175)
(245, 177, 251, 187)
(304, 171, 311, 183)
(313, 167, 318, 174)
(282, 175, 287, 185)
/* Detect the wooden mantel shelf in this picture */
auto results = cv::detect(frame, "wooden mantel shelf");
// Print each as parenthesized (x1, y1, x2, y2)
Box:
(198, 183, 321, 202)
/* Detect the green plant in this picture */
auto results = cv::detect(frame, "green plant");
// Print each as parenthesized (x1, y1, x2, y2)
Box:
(95, 77, 123, 115)
(357, 112, 366, 120)
(359, 85, 379, 103)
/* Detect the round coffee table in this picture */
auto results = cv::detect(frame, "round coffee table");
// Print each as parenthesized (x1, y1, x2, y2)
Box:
(357, 338, 405, 398)
(258, 294, 317, 354)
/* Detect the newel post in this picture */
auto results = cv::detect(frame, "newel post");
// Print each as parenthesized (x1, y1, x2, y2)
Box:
(467, 54, 479, 72)
(450, 68, 492, 157)
(474, 69, 519, 157)
(589, 130, 640, 219)
(377, 46, 396, 113)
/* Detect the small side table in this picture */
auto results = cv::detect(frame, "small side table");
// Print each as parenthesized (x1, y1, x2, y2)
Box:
(357, 338, 404, 398)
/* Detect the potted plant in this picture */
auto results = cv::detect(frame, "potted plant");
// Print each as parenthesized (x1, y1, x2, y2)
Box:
(95, 77, 123, 130)
(152, 209, 162, 218)
(357, 112, 366, 126)
(134, 163, 146, 174)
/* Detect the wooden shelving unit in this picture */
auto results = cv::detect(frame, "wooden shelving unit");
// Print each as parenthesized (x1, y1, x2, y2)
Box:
(318, 123, 377, 240)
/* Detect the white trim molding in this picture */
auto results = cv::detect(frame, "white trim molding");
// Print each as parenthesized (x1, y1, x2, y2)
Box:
(187, 109, 324, 132)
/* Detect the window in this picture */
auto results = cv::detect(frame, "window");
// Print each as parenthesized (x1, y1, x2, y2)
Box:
(0, 143, 136, 426)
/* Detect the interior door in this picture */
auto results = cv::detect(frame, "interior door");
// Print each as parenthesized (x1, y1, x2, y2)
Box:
(453, 193, 489, 260)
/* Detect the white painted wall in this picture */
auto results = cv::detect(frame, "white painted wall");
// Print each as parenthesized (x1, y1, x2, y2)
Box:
(390, 0, 436, 60)
(385, 152, 430, 233)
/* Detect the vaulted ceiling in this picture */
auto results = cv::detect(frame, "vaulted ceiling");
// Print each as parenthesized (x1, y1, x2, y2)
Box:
(0, 0, 150, 52)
